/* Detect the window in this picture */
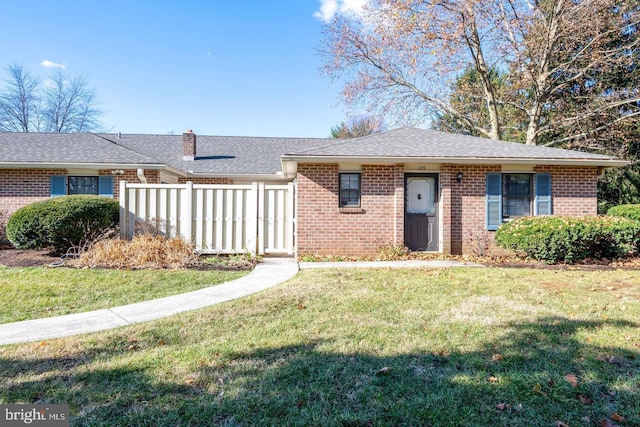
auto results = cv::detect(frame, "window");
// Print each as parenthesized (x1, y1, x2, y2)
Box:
(51, 175, 114, 198)
(68, 176, 99, 195)
(339, 173, 361, 207)
(502, 174, 532, 218)
(486, 173, 551, 230)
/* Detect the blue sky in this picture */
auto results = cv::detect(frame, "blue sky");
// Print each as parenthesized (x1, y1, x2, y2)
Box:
(0, 1, 362, 137)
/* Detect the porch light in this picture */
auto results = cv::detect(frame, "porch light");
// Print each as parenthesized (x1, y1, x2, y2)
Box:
(456, 172, 463, 183)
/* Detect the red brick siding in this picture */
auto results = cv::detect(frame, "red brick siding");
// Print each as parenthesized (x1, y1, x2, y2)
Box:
(449, 165, 598, 255)
(447, 165, 501, 255)
(296, 163, 600, 257)
(0, 168, 160, 215)
(535, 165, 598, 216)
(296, 163, 401, 257)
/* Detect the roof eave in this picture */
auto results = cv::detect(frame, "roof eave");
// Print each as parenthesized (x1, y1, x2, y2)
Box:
(185, 171, 290, 182)
(281, 155, 628, 168)
(0, 162, 167, 170)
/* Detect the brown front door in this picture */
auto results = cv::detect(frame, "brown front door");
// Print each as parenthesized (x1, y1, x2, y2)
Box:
(405, 174, 439, 252)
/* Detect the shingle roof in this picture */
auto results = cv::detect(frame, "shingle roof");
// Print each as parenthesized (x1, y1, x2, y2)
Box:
(0, 127, 626, 176)
(99, 133, 330, 175)
(284, 127, 624, 164)
(0, 132, 161, 166)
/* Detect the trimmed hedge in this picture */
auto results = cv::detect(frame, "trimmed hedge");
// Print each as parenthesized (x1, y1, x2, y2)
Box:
(6, 196, 119, 252)
(607, 204, 640, 222)
(495, 215, 640, 263)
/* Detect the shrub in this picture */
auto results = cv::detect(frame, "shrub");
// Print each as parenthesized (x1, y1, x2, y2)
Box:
(6, 196, 119, 252)
(376, 242, 409, 260)
(495, 215, 640, 263)
(607, 204, 640, 223)
(72, 234, 198, 269)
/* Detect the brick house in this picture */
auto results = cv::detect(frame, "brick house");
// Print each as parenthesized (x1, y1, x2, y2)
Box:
(0, 127, 626, 256)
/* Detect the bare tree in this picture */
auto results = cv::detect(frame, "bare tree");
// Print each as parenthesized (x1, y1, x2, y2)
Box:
(41, 69, 102, 133)
(331, 115, 387, 138)
(321, 0, 640, 146)
(0, 64, 40, 132)
(0, 64, 102, 133)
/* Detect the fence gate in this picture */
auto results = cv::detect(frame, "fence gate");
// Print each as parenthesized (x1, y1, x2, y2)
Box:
(119, 181, 295, 255)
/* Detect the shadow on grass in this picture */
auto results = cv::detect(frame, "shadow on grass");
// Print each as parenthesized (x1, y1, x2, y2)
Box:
(1, 317, 639, 426)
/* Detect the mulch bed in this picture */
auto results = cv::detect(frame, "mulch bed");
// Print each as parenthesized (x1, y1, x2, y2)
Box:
(0, 247, 258, 270)
(2, 247, 640, 270)
(0, 248, 60, 267)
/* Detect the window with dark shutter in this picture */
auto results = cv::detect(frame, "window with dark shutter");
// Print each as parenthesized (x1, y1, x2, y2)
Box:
(486, 172, 552, 230)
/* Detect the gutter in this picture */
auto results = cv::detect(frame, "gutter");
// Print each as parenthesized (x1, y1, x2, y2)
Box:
(184, 171, 291, 182)
(280, 156, 628, 179)
(0, 162, 167, 170)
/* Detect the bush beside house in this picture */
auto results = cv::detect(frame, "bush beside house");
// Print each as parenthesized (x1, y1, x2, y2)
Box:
(6, 196, 119, 253)
(495, 215, 640, 263)
(607, 204, 640, 222)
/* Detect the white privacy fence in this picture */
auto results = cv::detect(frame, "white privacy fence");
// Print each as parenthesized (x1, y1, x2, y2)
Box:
(119, 181, 295, 255)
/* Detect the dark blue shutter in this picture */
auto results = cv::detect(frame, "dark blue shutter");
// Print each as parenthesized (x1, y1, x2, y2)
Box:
(535, 173, 551, 215)
(486, 173, 502, 230)
(98, 176, 114, 198)
(50, 176, 66, 197)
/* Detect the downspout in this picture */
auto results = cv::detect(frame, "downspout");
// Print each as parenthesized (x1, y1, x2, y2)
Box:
(597, 167, 607, 179)
(137, 168, 147, 184)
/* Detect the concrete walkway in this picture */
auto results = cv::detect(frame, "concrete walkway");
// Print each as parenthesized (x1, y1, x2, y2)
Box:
(0, 258, 480, 346)
(0, 257, 299, 346)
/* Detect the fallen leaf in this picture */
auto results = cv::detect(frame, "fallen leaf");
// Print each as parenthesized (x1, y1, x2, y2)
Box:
(533, 383, 547, 396)
(495, 403, 510, 411)
(611, 413, 625, 422)
(554, 421, 569, 427)
(492, 353, 504, 361)
(565, 373, 579, 387)
(376, 366, 391, 376)
(578, 394, 592, 405)
(157, 340, 165, 346)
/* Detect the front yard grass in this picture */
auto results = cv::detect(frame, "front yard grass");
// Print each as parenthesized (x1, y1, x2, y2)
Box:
(1, 267, 639, 426)
(0, 267, 246, 323)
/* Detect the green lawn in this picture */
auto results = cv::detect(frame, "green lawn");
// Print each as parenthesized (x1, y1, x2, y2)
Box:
(1, 267, 639, 426)
(0, 267, 246, 323)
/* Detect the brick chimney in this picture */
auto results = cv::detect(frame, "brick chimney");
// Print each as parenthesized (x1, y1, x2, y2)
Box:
(182, 129, 196, 161)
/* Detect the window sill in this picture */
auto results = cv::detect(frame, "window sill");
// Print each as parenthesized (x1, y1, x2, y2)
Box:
(339, 207, 366, 214)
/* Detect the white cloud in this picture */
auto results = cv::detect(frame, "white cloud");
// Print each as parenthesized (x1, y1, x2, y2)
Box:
(40, 59, 65, 69)
(314, 0, 367, 22)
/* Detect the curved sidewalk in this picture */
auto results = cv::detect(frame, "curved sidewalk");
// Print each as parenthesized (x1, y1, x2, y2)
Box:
(0, 257, 299, 346)
(0, 258, 480, 346)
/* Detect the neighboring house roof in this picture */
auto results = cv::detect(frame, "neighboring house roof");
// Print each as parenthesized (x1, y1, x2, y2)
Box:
(282, 127, 627, 169)
(99, 133, 329, 177)
(0, 132, 164, 169)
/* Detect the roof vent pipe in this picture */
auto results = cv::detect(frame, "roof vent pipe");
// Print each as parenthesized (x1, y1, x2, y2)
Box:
(182, 129, 196, 161)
